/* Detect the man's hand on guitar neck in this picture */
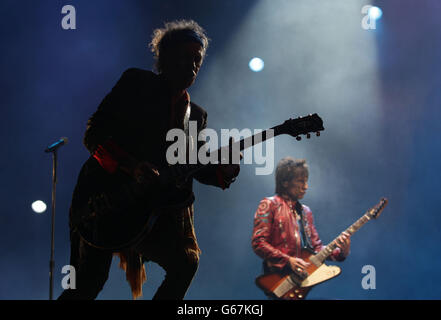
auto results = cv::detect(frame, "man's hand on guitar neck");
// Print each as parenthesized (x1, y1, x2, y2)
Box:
(218, 163, 240, 183)
(218, 137, 241, 185)
(335, 231, 351, 258)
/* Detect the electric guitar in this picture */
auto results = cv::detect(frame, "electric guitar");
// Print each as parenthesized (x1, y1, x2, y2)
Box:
(255, 197, 388, 300)
(76, 113, 324, 250)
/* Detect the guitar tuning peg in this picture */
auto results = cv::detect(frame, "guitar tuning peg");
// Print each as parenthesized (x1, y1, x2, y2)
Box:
(316, 132, 320, 137)
(306, 133, 311, 139)
(296, 136, 302, 141)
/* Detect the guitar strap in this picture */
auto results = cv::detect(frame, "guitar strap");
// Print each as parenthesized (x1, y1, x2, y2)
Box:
(183, 101, 191, 136)
(295, 201, 314, 252)
(275, 196, 314, 252)
(182, 95, 192, 156)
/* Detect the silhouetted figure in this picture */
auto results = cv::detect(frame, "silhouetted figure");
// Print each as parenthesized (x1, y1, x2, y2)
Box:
(59, 20, 239, 300)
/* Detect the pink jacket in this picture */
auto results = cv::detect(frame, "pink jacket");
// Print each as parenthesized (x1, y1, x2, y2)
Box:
(252, 195, 345, 271)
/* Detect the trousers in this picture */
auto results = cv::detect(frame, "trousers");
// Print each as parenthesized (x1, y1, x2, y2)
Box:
(58, 205, 200, 300)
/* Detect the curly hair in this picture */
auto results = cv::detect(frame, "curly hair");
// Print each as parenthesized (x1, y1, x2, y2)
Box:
(149, 19, 209, 73)
(275, 157, 309, 195)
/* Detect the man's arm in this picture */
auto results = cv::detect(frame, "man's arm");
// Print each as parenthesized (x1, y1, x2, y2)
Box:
(192, 111, 240, 189)
(83, 69, 139, 154)
(83, 69, 156, 178)
(251, 198, 292, 270)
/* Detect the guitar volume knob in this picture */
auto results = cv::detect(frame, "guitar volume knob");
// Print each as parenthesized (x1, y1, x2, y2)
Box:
(316, 132, 320, 137)
(296, 136, 302, 141)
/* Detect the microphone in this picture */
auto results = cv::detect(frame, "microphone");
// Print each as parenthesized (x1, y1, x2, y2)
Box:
(45, 137, 68, 153)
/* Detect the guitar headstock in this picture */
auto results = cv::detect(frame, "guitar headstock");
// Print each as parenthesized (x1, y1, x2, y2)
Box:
(368, 197, 388, 219)
(278, 113, 324, 141)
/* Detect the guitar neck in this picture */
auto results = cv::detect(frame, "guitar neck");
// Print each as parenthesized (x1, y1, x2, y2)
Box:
(236, 125, 281, 152)
(235, 114, 322, 152)
(176, 126, 282, 179)
(312, 210, 373, 265)
(170, 114, 324, 184)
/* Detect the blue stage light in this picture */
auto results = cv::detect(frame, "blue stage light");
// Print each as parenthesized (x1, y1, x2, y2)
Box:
(249, 57, 264, 72)
(32, 200, 47, 213)
(368, 6, 383, 20)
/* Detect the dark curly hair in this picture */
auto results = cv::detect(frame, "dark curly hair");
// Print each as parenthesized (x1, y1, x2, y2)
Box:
(275, 157, 309, 195)
(149, 19, 209, 73)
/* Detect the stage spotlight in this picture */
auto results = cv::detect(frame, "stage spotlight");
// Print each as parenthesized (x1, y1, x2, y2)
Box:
(368, 6, 383, 20)
(249, 57, 264, 72)
(32, 200, 47, 213)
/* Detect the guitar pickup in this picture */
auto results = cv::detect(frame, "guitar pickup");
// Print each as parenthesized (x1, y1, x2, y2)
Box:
(290, 268, 309, 286)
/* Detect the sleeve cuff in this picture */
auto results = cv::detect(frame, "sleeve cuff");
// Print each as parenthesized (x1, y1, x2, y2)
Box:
(93, 145, 118, 173)
(92, 139, 131, 174)
(215, 166, 226, 190)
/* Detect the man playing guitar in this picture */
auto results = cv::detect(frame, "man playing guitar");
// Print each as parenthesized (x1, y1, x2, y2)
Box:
(251, 157, 350, 299)
(58, 20, 239, 300)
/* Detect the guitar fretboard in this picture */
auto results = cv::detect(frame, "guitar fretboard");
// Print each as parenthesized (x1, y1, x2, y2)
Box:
(310, 210, 375, 266)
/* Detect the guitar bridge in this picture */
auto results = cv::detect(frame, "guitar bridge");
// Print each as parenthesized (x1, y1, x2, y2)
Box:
(289, 272, 306, 286)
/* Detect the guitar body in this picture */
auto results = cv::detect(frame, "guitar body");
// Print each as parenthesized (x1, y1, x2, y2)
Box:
(72, 157, 193, 251)
(255, 250, 341, 300)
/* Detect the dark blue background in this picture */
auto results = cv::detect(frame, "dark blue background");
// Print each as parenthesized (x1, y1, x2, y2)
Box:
(1, 0, 440, 300)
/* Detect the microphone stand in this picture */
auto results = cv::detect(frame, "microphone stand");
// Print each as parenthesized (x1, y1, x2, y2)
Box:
(48, 149, 58, 300)
(45, 137, 67, 300)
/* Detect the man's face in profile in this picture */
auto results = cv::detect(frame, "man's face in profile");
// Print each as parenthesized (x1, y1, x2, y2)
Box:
(285, 171, 309, 201)
(162, 41, 204, 90)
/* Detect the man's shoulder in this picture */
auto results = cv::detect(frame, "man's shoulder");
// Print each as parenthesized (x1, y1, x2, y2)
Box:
(190, 101, 207, 119)
(119, 68, 157, 83)
(260, 195, 282, 208)
(264, 195, 278, 201)
(301, 204, 313, 215)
